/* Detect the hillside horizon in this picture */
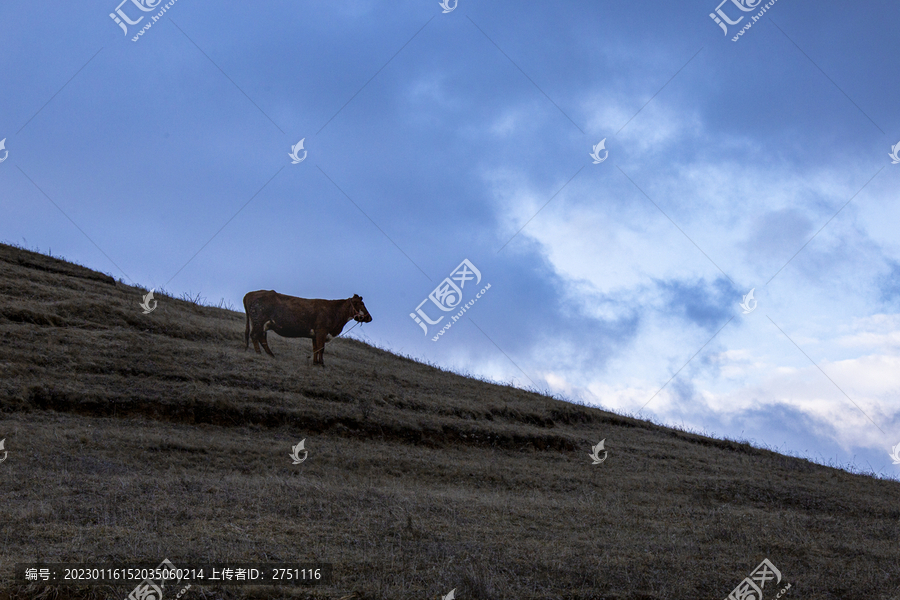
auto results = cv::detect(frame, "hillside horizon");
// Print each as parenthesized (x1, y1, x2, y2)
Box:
(2, 239, 891, 480)
(2, 240, 899, 599)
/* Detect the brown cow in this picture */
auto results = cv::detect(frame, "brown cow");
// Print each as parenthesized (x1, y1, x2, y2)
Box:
(243, 290, 372, 366)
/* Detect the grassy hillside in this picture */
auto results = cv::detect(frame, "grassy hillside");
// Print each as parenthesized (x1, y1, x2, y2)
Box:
(0, 241, 898, 600)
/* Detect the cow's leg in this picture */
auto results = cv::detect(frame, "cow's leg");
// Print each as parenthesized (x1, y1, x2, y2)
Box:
(313, 332, 326, 366)
(249, 321, 262, 353)
(260, 331, 275, 357)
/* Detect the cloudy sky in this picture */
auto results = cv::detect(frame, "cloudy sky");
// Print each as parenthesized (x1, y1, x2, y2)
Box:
(2, 0, 899, 477)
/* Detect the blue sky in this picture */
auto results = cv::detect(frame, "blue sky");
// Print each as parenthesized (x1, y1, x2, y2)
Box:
(2, 0, 899, 477)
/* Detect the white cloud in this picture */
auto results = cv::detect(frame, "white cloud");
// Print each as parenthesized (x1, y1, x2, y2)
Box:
(479, 105, 900, 468)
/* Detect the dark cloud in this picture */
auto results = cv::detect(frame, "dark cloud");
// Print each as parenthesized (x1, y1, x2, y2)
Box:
(655, 277, 736, 333)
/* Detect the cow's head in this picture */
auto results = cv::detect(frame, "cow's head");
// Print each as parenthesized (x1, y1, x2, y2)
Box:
(350, 294, 372, 323)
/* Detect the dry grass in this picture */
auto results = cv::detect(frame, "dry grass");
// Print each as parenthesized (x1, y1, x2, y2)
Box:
(0, 241, 899, 600)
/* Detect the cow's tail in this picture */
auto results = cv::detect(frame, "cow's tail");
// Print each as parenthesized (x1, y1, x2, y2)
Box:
(243, 295, 251, 350)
